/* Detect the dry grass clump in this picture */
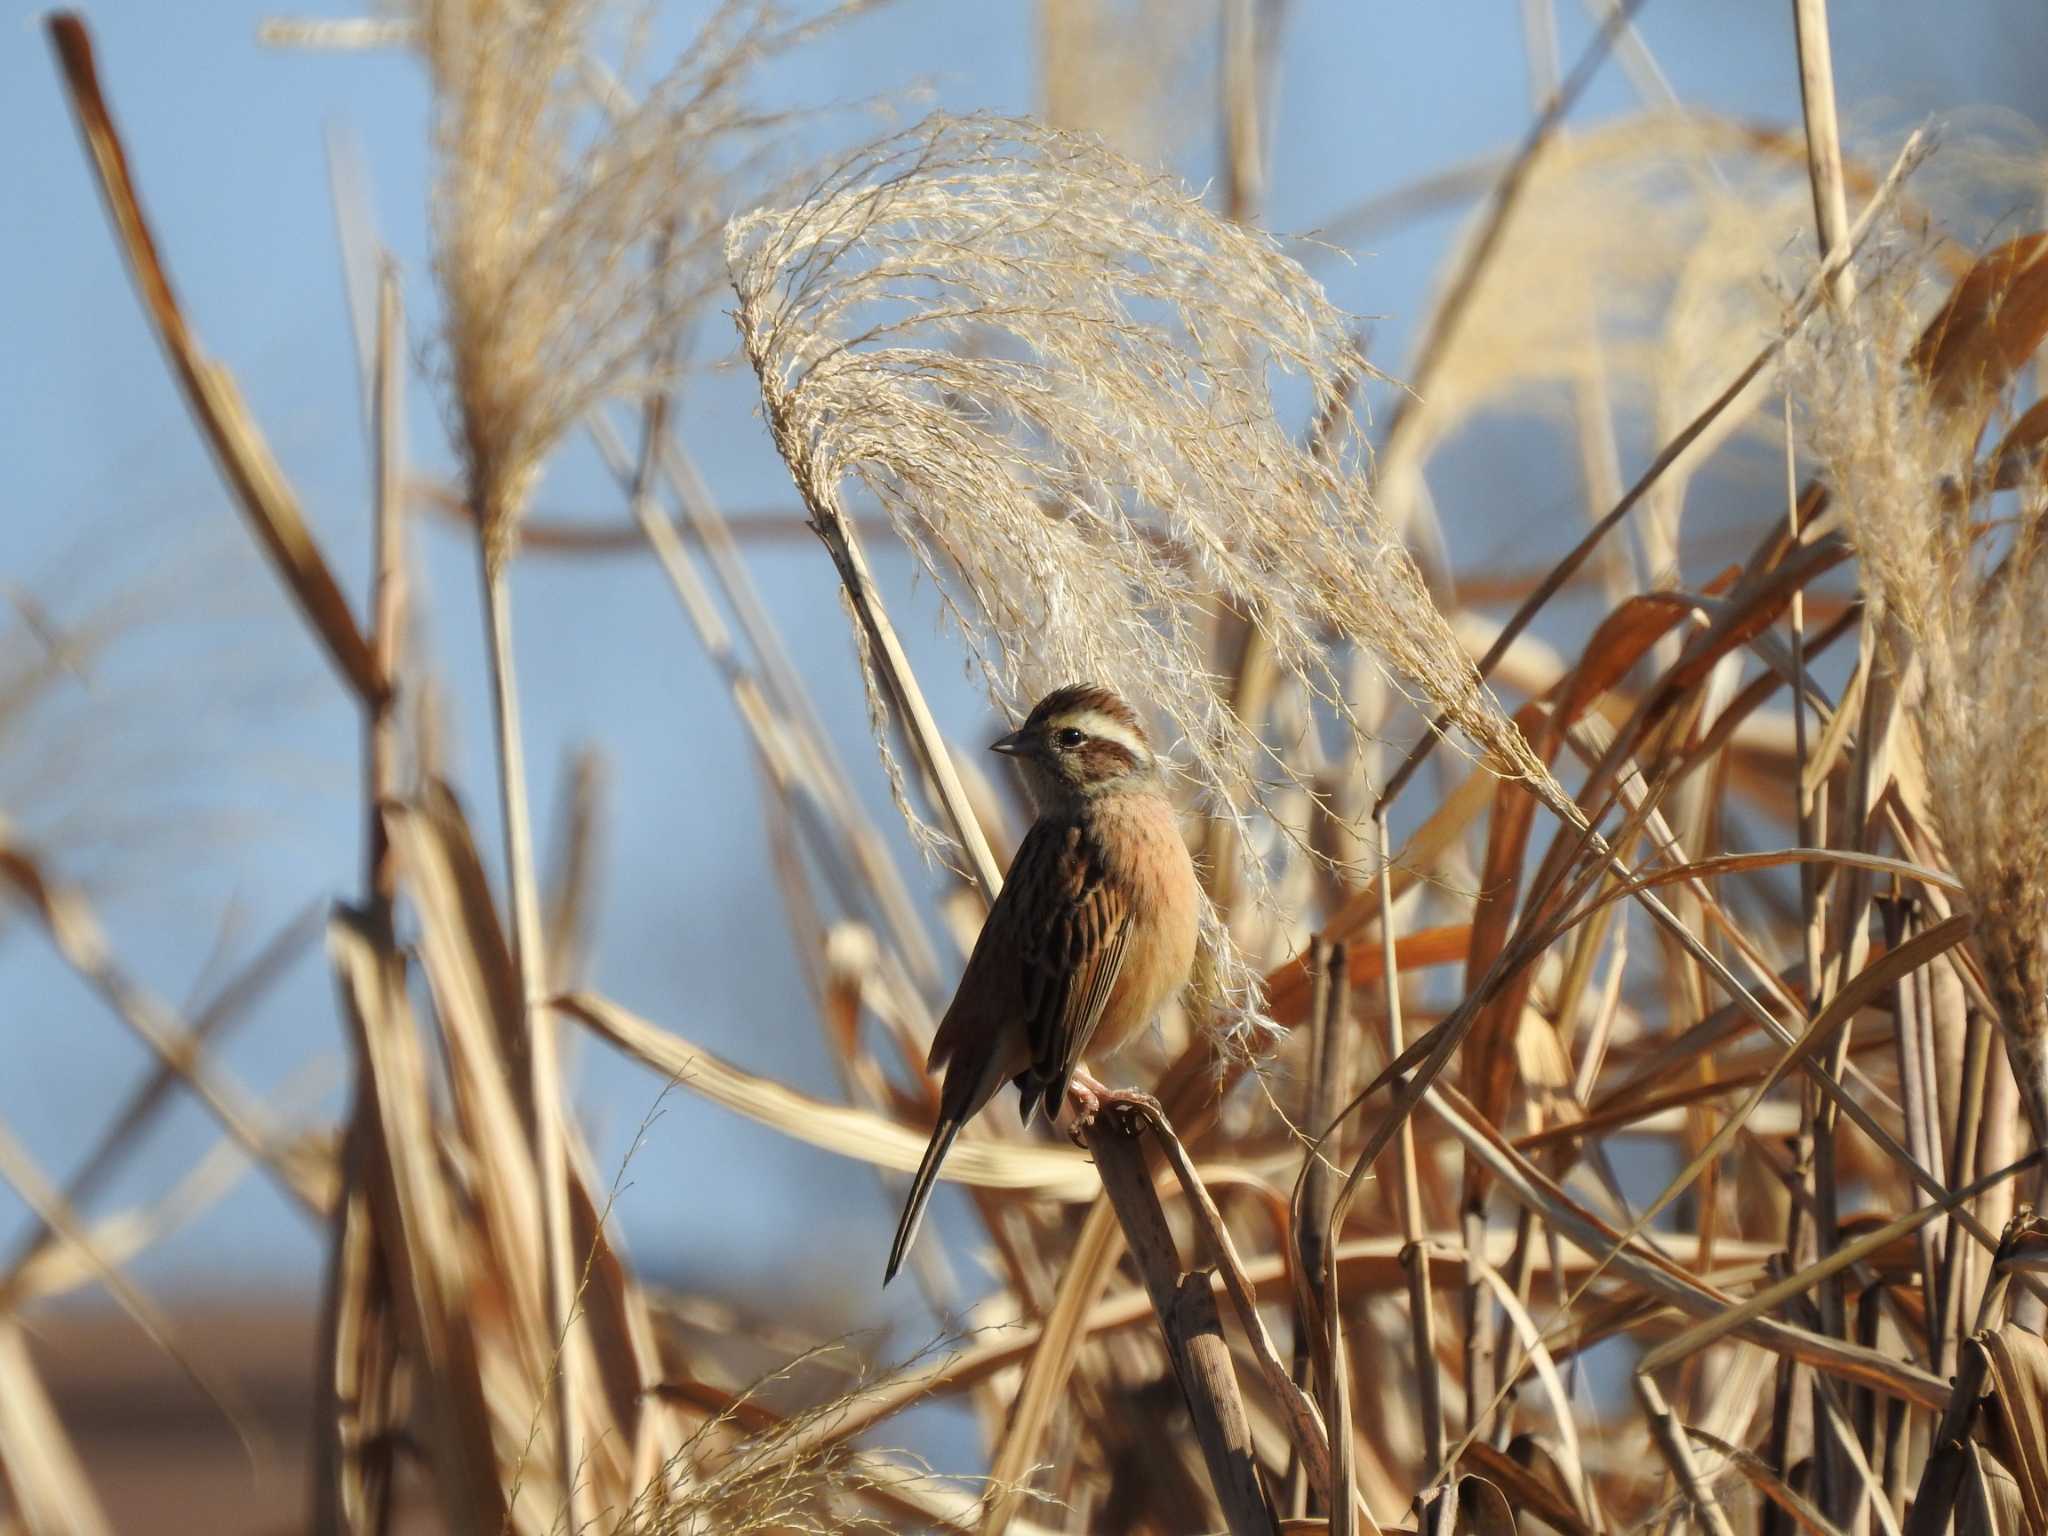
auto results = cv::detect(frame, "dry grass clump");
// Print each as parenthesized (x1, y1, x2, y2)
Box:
(1793, 232, 2048, 1145)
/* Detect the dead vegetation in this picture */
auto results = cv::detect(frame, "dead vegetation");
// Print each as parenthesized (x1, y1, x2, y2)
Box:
(16, 1, 2048, 1532)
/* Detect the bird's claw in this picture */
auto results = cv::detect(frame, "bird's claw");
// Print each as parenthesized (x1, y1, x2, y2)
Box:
(1060, 1074, 1160, 1143)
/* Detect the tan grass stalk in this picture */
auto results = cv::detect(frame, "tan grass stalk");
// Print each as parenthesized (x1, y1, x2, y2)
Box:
(1628, 1378, 1739, 1536)
(1039, 0, 1214, 170)
(1377, 0, 1647, 462)
(4, 1139, 256, 1311)
(580, 411, 946, 990)
(330, 909, 509, 1533)
(1140, 1103, 1333, 1499)
(0, 1320, 114, 1536)
(0, 1113, 267, 1459)
(315, 260, 411, 1536)
(1791, 0, 1856, 307)
(1084, 1108, 1276, 1534)
(477, 543, 591, 1525)
(0, 902, 316, 1293)
(559, 991, 1099, 1198)
(1375, 808, 1442, 1489)
(1426, 1081, 1950, 1411)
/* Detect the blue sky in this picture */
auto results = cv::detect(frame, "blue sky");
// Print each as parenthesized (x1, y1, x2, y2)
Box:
(4, 0, 2045, 1339)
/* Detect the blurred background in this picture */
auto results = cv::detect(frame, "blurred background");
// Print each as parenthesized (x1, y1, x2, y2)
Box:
(6, 0, 2048, 1527)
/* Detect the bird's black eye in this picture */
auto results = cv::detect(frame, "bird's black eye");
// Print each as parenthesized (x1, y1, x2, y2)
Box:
(1056, 727, 1086, 749)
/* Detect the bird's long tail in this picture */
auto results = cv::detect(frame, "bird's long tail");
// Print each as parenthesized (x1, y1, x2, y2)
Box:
(885, 1115, 963, 1285)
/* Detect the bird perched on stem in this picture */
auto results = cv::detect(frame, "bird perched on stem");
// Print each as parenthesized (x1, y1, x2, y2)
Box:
(885, 685, 1201, 1284)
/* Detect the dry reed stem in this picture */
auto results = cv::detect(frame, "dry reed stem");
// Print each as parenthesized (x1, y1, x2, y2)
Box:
(1791, 0, 1857, 308)
(0, 828, 333, 1215)
(478, 548, 591, 1530)
(413, 9, 871, 1495)
(580, 411, 945, 993)
(41, 5, 2048, 1528)
(1427, 1081, 1951, 1410)
(1635, 1372, 1740, 1536)
(1376, 807, 1442, 1490)
(1137, 1101, 1333, 1500)
(0, 1113, 267, 1462)
(1376, 0, 1647, 462)
(0, 902, 317, 1297)
(315, 259, 411, 1536)
(1086, 1106, 1276, 1535)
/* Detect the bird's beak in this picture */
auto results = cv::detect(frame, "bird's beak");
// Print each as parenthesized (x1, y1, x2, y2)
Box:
(990, 728, 1030, 757)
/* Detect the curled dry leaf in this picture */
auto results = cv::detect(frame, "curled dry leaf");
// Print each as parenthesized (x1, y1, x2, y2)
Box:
(1977, 1321, 2048, 1528)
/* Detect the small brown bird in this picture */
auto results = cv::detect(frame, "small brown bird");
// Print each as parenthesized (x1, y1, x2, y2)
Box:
(885, 684, 1201, 1284)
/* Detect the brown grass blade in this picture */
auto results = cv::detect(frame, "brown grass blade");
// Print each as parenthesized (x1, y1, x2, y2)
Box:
(1978, 1323, 2048, 1529)
(1641, 1151, 2040, 1379)
(558, 991, 1099, 1198)
(1455, 1442, 1593, 1536)
(1426, 1083, 1950, 1411)
(1378, 127, 1927, 810)
(44, 14, 380, 703)
(0, 827, 332, 1215)
(1264, 765, 1494, 1022)
(1910, 233, 2048, 410)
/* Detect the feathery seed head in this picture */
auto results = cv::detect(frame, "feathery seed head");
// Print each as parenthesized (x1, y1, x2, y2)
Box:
(421, 0, 807, 564)
(728, 114, 1555, 1045)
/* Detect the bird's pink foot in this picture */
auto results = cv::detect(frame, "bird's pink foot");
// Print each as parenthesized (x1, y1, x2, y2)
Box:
(1059, 1068, 1160, 1142)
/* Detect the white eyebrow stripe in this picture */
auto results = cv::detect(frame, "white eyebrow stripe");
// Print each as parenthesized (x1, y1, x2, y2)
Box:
(1066, 710, 1148, 760)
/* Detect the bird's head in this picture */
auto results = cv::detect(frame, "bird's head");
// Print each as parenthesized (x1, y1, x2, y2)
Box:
(992, 684, 1161, 809)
